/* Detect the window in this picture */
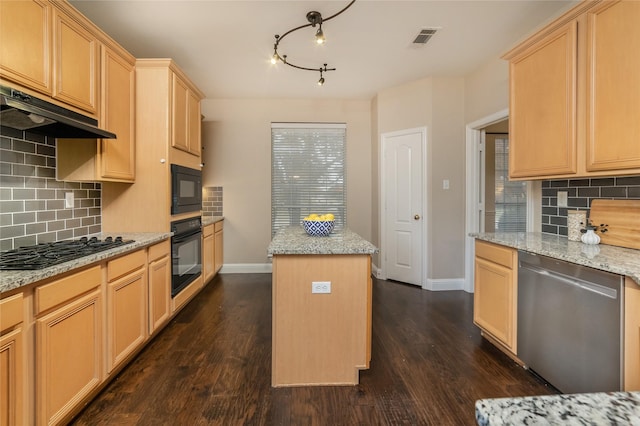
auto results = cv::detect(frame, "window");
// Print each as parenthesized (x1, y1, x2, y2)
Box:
(494, 138, 527, 232)
(271, 123, 346, 236)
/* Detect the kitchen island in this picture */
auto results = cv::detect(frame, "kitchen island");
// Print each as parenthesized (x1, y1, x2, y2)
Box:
(268, 226, 378, 387)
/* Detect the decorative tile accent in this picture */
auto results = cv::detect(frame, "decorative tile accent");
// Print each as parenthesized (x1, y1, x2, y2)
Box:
(203, 186, 223, 216)
(0, 128, 101, 251)
(541, 176, 640, 237)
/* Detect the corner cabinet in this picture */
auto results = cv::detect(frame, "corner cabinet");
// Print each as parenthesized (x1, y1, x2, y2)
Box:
(503, 0, 640, 180)
(473, 240, 518, 355)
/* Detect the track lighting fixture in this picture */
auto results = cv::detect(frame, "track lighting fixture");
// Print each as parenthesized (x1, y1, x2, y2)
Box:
(270, 0, 355, 85)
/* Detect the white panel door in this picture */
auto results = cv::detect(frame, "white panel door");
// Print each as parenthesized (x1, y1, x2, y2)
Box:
(383, 129, 424, 286)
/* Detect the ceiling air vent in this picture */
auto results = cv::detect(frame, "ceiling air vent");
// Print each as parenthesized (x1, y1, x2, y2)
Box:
(412, 28, 438, 45)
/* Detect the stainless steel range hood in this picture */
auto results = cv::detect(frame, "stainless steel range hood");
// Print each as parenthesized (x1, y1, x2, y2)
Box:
(0, 85, 116, 139)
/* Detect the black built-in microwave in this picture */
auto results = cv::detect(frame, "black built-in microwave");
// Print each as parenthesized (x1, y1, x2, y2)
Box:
(171, 164, 202, 215)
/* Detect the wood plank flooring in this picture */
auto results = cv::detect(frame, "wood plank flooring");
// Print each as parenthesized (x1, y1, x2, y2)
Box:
(70, 274, 557, 425)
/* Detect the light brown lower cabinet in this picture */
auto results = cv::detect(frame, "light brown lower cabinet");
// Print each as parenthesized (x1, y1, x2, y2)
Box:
(106, 249, 148, 373)
(625, 276, 640, 391)
(473, 240, 518, 355)
(214, 220, 224, 274)
(34, 265, 103, 426)
(203, 223, 215, 284)
(148, 240, 171, 335)
(0, 293, 24, 426)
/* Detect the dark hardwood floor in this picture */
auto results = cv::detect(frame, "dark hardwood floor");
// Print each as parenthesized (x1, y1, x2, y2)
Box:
(70, 273, 556, 425)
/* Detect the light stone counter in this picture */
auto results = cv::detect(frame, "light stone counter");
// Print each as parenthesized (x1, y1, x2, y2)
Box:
(471, 232, 640, 285)
(0, 232, 171, 294)
(201, 215, 224, 227)
(475, 391, 640, 425)
(268, 226, 378, 256)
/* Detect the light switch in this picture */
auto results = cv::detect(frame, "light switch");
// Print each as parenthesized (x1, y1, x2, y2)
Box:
(443, 179, 450, 190)
(65, 192, 74, 209)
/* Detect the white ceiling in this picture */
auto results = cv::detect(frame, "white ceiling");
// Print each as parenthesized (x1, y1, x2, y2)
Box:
(69, 0, 577, 100)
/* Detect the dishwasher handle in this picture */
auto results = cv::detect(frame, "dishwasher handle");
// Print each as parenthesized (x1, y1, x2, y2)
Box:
(519, 262, 618, 300)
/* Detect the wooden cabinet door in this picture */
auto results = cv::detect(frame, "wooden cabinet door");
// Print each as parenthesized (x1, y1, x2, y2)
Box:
(107, 266, 147, 373)
(52, 7, 98, 114)
(36, 290, 102, 426)
(171, 73, 189, 152)
(1, 293, 24, 426)
(148, 244, 171, 335)
(0, 329, 23, 426)
(0, 0, 51, 94)
(188, 89, 202, 156)
(214, 228, 223, 274)
(586, 0, 640, 172)
(99, 44, 136, 181)
(508, 21, 578, 179)
(474, 257, 515, 352)
(203, 225, 215, 284)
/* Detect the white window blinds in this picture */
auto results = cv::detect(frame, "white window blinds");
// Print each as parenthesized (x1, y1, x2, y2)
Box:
(494, 138, 527, 232)
(271, 123, 346, 236)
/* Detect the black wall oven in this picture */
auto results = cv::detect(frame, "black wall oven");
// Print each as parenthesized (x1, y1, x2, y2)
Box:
(171, 164, 202, 215)
(171, 216, 202, 297)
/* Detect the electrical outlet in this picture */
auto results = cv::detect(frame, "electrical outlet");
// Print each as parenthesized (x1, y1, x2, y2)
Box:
(65, 192, 74, 209)
(557, 191, 568, 208)
(312, 281, 331, 294)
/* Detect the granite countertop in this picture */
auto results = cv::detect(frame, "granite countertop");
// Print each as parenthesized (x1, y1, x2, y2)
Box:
(201, 215, 224, 226)
(0, 232, 171, 294)
(475, 391, 640, 425)
(471, 232, 640, 285)
(268, 226, 378, 255)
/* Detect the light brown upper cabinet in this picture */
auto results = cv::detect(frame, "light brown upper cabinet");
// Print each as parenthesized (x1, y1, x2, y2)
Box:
(586, 1, 640, 172)
(0, 0, 52, 94)
(503, 0, 640, 180)
(52, 4, 99, 115)
(172, 72, 203, 157)
(96, 43, 136, 181)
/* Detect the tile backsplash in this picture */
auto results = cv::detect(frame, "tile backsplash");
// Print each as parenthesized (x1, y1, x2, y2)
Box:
(203, 186, 223, 216)
(542, 175, 640, 236)
(0, 127, 101, 251)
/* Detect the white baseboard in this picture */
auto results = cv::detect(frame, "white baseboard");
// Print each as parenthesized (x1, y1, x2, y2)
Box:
(372, 263, 383, 279)
(423, 278, 465, 291)
(219, 263, 272, 274)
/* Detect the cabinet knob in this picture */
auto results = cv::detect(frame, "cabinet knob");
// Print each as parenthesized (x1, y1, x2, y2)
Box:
(414, 214, 420, 220)
(160, 158, 166, 163)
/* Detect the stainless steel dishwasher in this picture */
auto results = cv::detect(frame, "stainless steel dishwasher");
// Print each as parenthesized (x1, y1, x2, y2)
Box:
(517, 251, 624, 394)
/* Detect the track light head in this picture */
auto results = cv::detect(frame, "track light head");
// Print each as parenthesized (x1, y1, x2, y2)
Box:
(315, 25, 325, 44)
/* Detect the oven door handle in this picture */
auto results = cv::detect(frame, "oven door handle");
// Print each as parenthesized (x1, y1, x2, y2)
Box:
(172, 231, 202, 243)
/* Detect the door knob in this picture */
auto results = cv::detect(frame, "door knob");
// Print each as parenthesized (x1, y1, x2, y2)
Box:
(414, 214, 420, 220)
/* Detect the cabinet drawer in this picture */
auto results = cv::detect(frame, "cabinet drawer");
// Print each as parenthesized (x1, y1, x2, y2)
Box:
(203, 223, 214, 237)
(475, 240, 515, 269)
(35, 265, 102, 314)
(107, 249, 145, 282)
(214, 220, 223, 233)
(0, 293, 23, 333)
(148, 239, 170, 262)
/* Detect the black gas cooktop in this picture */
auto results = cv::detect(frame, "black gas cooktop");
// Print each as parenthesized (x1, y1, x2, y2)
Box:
(0, 236, 134, 270)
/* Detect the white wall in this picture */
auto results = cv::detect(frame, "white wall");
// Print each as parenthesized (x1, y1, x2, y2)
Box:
(200, 98, 372, 265)
(374, 77, 466, 282)
(464, 57, 509, 124)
